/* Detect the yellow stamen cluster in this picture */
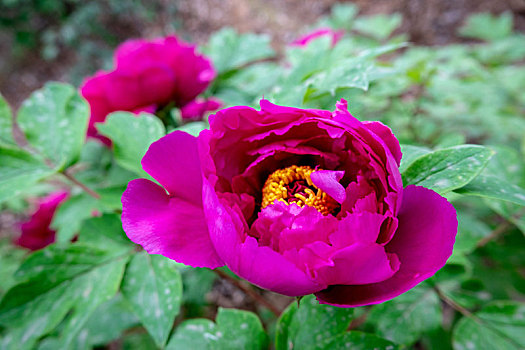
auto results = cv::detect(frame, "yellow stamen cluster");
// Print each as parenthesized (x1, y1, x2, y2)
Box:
(261, 165, 339, 216)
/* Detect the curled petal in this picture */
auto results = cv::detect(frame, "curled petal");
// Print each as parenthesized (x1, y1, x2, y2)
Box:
(310, 170, 346, 204)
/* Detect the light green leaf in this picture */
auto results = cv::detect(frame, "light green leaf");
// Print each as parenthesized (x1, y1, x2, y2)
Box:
(459, 12, 513, 41)
(78, 294, 139, 348)
(402, 145, 493, 194)
(96, 112, 165, 177)
(176, 121, 208, 137)
(455, 175, 525, 206)
(17, 82, 89, 169)
(51, 193, 98, 243)
(204, 28, 275, 74)
(0, 146, 56, 203)
(167, 308, 267, 350)
(275, 295, 354, 350)
(121, 252, 182, 348)
(367, 285, 442, 345)
(399, 144, 431, 173)
(353, 13, 402, 40)
(0, 94, 15, 146)
(453, 302, 525, 350)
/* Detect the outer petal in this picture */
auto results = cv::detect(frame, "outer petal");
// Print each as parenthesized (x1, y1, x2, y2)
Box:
(141, 131, 203, 206)
(363, 121, 402, 166)
(312, 243, 400, 286)
(202, 179, 325, 296)
(122, 178, 223, 268)
(315, 185, 457, 307)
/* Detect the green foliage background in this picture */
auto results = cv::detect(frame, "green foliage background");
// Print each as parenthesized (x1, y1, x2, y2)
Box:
(1, 4, 525, 350)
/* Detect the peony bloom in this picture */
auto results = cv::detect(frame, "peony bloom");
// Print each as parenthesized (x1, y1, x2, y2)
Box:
(291, 28, 344, 47)
(15, 191, 69, 251)
(180, 97, 223, 121)
(122, 100, 457, 307)
(81, 35, 216, 144)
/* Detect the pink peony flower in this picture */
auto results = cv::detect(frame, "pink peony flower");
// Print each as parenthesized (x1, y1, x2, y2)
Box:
(81, 35, 216, 144)
(291, 28, 344, 47)
(121, 100, 457, 307)
(180, 97, 223, 121)
(15, 191, 69, 251)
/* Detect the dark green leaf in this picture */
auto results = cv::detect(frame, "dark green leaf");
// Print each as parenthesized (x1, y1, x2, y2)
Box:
(324, 331, 400, 350)
(17, 82, 89, 169)
(96, 112, 165, 177)
(367, 285, 441, 345)
(167, 308, 267, 350)
(402, 145, 493, 194)
(121, 252, 182, 348)
(399, 144, 431, 173)
(453, 301, 525, 350)
(0, 244, 130, 349)
(77, 214, 134, 253)
(275, 295, 354, 350)
(455, 175, 525, 206)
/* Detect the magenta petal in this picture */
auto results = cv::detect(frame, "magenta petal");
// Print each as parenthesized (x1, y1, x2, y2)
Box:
(329, 212, 386, 247)
(312, 243, 400, 286)
(142, 131, 203, 206)
(235, 236, 327, 296)
(310, 170, 346, 203)
(315, 185, 457, 307)
(122, 179, 223, 268)
(202, 180, 325, 296)
(363, 121, 402, 166)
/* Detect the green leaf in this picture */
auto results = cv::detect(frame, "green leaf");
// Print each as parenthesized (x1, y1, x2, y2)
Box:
(455, 175, 525, 206)
(71, 294, 138, 348)
(77, 214, 134, 253)
(204, 28, 275, 74)
(176, 121, 208, 137)
(17, 82, 89, 169)
(453, 301, 525, 350)
(324, 331, 400, 350)
(0, 146, 56, 203)
(0, 240, 26, 298)
(96, 112, 165, 177)
(353, 13, 402, 40)
(121, 252, 182, 348)
(0, 94, 15, 146)
(167, 308, 267, 350)
(51, 193, 98, 243)
(402, 145, 493, 194)
(0, 244, 130, 350)
(307, 59, 372, 95)
(459, 12, 513, 41)
(275, 295, 354, 350)
(399, 144, 431, 173)
(367, 285, 442, 345)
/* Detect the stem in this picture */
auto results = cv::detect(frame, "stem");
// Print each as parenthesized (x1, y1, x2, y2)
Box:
(476, 208, 525, 249)
(433, 285, 472, 318)
(61, 170, 101, 199)
(212, 269, 281, 317)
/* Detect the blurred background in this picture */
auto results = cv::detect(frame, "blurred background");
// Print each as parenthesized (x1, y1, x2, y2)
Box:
(1, 0, 525, 109)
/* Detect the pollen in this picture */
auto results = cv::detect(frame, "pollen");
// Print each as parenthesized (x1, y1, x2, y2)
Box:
(261, 165, 339, 216)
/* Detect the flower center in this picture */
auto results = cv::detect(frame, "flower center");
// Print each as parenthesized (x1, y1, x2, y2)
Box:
(261, 165, 339, 215)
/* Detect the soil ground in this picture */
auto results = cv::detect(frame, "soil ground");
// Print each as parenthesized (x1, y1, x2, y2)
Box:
(1, 0, 525, 108)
